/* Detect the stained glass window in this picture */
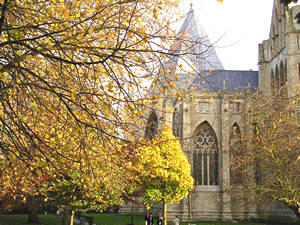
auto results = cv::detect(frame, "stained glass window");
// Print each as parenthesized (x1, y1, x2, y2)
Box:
(193, 122, 218, 185)
(173, 109, 181, 138)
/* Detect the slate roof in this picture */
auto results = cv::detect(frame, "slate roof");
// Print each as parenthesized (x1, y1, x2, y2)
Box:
(191, 70, 258, 91)
(157, 70, 258, 91)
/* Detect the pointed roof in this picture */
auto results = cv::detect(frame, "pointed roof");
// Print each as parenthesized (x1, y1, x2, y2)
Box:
(178, 5, 224, 71)
(163, 5, 224, 74)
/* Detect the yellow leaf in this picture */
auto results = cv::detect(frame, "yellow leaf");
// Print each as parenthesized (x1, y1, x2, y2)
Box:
(153, 7, 158, 19)
(29, 102, 37, 108)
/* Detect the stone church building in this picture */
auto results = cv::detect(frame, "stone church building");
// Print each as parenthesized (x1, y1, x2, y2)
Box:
(121, 0, 300, 221)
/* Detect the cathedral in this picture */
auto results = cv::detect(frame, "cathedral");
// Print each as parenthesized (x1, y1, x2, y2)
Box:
(121, 0, 300, 221)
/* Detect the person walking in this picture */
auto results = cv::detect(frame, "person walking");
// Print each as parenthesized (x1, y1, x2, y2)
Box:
(145, 212, 150, 225)
(173, 216, 180, 225)
(157, 212, 163, 225)
(149, 213, 154, 225)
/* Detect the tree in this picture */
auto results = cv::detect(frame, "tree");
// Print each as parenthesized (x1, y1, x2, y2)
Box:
(136, 127, 194, 225)
(0, 119, 141, 224)
(0, 0, 201, 215)
(45, 170, 126, 225)
(0, 134, 134, 225)
(232, 91, 300, 218)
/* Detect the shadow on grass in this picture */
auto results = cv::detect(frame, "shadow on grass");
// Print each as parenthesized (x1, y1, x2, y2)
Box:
(0, 214, 272, 225)
(0, 214, 60, 225)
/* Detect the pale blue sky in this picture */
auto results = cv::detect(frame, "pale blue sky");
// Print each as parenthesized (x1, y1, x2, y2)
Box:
(180, 0, 275, 71)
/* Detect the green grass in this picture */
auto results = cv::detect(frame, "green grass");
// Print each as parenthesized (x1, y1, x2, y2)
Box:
(0, 214, 60, 225)
(87, 213, 144, 225)
(0, 213, 268, 225)
(87, 214, 268, 225)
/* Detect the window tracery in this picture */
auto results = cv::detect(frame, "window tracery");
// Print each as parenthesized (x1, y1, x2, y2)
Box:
(193, 122, 218, 186)
(173, 108, 181, 138)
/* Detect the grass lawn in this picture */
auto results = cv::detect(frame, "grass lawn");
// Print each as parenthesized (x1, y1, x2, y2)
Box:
(0, 213, 268, 225)
(87, 214, 268, 225)
(0, 214, 60, 225)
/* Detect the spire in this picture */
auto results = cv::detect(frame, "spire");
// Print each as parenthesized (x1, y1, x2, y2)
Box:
(163, 6, 224, 73)
(179, 7, 224, 71)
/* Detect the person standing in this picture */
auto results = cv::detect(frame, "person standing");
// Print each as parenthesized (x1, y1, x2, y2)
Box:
(149, 213, 154, 225)
(145, 212, 150, 225)
(173, 216, 180, 225)
(157, 212, 163, 225)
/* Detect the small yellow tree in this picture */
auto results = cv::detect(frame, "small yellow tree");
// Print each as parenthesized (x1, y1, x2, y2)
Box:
(137, 127, 194, 225)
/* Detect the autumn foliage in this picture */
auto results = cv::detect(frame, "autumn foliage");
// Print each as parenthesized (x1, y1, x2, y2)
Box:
(0, 0, 193, 213)
(232, 91, 300, 217)
(136, 127, 193, 225)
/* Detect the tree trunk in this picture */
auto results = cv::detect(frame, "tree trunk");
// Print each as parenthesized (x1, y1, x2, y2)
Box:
(163, 203, 167, 225)
(27, 199, 40, 224)
(131, 197, 134, 225)
(187, 197, 191, 225)
(62, 208, 74, 225)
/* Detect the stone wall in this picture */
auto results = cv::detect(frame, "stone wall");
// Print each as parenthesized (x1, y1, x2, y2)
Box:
(259, 1, 300, 98)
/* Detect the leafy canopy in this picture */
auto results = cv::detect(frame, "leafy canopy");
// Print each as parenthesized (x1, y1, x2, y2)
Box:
(234, 92, 300, 216)
(136, 127, 194, 208)
(0, 0, 187, 211)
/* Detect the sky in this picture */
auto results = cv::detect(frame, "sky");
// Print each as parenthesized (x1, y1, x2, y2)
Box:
(179, 0, 275, 71)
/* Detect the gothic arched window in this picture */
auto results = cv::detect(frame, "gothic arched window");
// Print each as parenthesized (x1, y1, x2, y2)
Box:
(173, 108, 182, 138)
(271, 69, 274, 96)
(275, 65, 279, 91)
(145, 112, 158, 140)
(280, 61, 285, 87)
(279, 61, 287, 97)
(230, 123, 242, 185)
(193, 122, 218, 186)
